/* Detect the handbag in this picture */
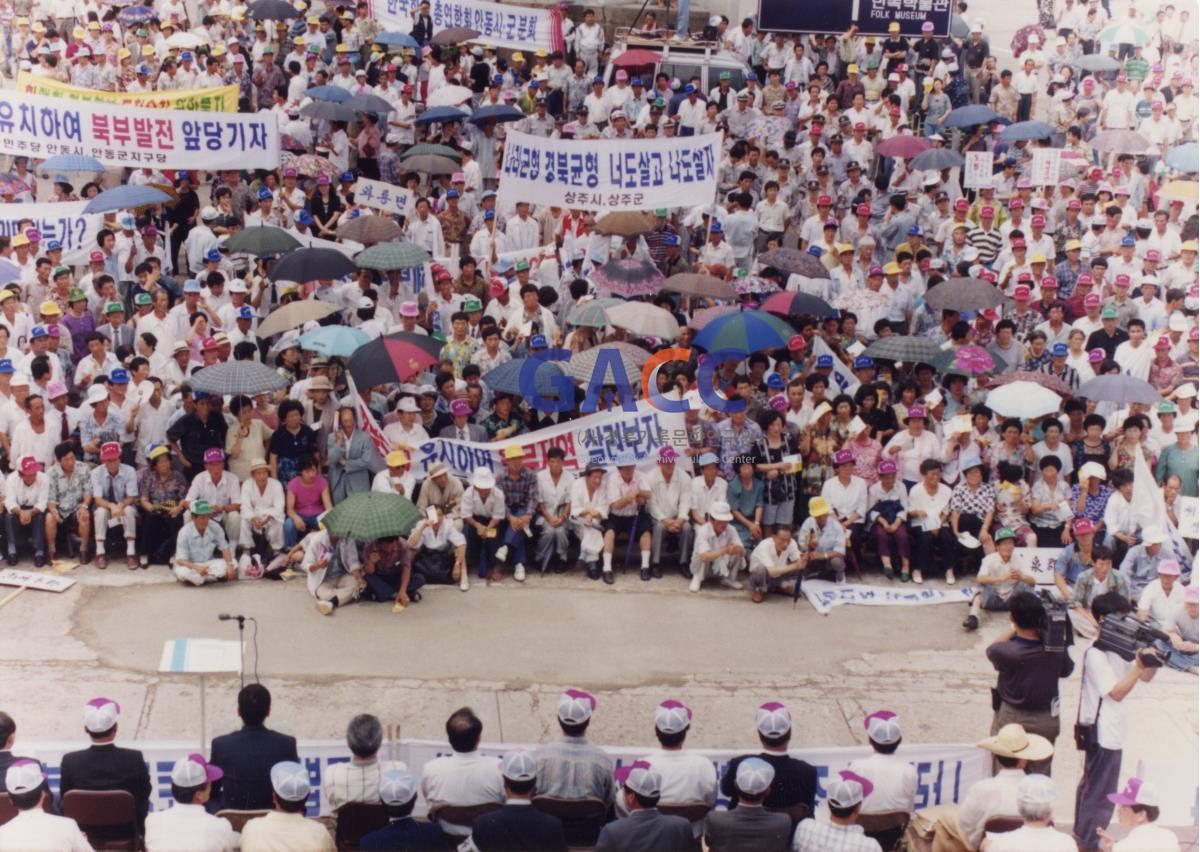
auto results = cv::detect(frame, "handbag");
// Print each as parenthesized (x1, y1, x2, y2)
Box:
(1073, 653, 1101, 751)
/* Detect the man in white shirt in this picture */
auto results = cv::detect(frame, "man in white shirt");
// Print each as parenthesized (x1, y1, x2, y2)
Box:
(647, 445, 693, 580)
(848, 711, 917, 823)
(144, 753, 238, 851)
(1100, 75, 1138, 130)
(382, 397, 429, 450)
(4, 455, 50, 567)
(420, 707, 504, 837)
(1135, 559, 1183, 629)
(0, 759, 92, 851)
(1104, 778, 1181, 852)
(534, 446, 574, 575)
(748, 525, 804, 603)
(987, 774, 1076, 852)
(688, 500, 744, 593)
(631, 700, 717, 839)
(323, 714, 401, 813)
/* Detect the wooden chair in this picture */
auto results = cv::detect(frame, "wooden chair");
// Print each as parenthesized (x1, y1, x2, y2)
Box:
(858, 810, 911, 852)
(766, 801, 810, 828)
(657, 801, 713, 823)
(61, 789, 140, 851)
(982, 815, 1024, 834)
(334, 802, 391, 849)
(215, 808, 270, 833)
(533, 795, 608, 848)
(428, 801, 502, 829)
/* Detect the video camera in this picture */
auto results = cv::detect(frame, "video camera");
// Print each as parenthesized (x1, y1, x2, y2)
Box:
(1036, 589, 1073, 653)
(1095, 614, 1169, 667)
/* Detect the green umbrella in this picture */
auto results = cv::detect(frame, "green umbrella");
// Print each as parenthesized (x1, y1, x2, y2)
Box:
(402, 143, 462, 162)
(566, 301, 612, 328)
(321, 492, 421, 541)
(223, 226, 301, 256)
(355, 241, 432, 271)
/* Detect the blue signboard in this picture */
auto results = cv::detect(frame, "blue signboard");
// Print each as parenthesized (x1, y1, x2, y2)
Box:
(757, 0, 952, 37)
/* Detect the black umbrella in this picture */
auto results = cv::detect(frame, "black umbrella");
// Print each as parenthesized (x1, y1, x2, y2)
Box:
(301, 100, 357, 122)
(924, 277, 1005, 312)
(758, 248, 830, 279)
(248, 0, 299, 19)
(1077, 375, 1162, 406)
(271, 248, 357, 283)
(347, 332, 444, 388)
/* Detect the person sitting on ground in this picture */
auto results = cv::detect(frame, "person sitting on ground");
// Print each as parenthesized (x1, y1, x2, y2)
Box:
(704, 757, 791, 851)
(171, 500, 237, 586)
(300, 515, 365, 617)
(419, 707, 505, 840)
(0, 759, 92, 850)
(461, 749, 568, 852)
(359, 767, 453, 850)
(362, 533, 424, 608)
(594, 761, 695, 852)
(144, 753, 239, 850)
(791, 770, 881, 852)
(981, 774, 1075, 851)
(208, 684, 299, 813)
(239, 761, 335, 851)
(964, 527, 1037, 631)
(689, 500, 746, 593)
(60, 697, 152, 842)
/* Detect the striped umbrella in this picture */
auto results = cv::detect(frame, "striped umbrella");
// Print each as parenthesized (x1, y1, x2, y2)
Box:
(693, 309, 794, 353)
(322, 492, 421, 541)
(189, 361, 288, 396)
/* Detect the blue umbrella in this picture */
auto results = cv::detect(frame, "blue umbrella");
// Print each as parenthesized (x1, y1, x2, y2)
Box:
(942, 104, 1002, 128)
(305, 85, 351, 103)
(469, 104, 525, 125)
(298, 325, 370, 358)
(1164, 142, 1198, 173)
(414, 106, 471, 126)
(482, 357, 568, 396)
(999, 121, 1054, 141)
(0, 259, 21, 286)
(374, 31, 419, 48)
(117, 4, 154, 24)
(909, 148, 964, 171)
(83, 184, 171, 213)
(39, 154, 105, 173)
(692, 309, 795, 353)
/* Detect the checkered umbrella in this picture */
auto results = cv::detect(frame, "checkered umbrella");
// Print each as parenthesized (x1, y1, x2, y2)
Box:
(567, 343, 651, 387)
(355, 241, 432, 271)
(189, 361, 288, 396)
(862, 335, 942, 364)
(321, 492, 421, 541)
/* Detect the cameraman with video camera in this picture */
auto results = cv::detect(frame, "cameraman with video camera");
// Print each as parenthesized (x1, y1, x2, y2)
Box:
(1072, 592, 1160, 851)
(985, 591, 1075, 776)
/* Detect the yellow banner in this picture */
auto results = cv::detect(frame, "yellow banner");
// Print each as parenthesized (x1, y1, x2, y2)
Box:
(16, 73, 239, 113)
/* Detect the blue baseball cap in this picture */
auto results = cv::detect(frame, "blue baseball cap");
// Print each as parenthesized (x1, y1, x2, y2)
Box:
(446, 189, 459, 199)
(592, 75, 604, 84)
(495, 257, 513, 273)
(907, 224, 921, 236)
(1051, 342, 1069, 357)
(709, 220, 723, 233)
(684, 83, 696, 94)
(109, 368, 130, 384)
(183, 279, 202, 294)
(177, 170, 189, 179)
(1120, 234, 1136, 247)
(746, 70, 757, 81)
(853, 356, 875, 370)
(491, 74, 503, 85)
(137, 63, 151, 74)
(807, 245, 823, 257)
(192, 391, 210, 402)
(766, 373, 785, 389)
(205, 247, 221, 261)
(46, 240, 62, 251)
(528, 79, 539, 89)
(257, 187, 272, 201)
(297, 210, 313, 225)
(0, 359, 13, 374)
(815, 354, 834, 368)
(631, 77, 643, 86)
(340, 171, 354, 182)
(180, 50, 193, 61)
(483, 209, 495, 220)
(29, 326, 47, 340)
(664, 234, 680, 246)
(238, 306, 254, 320)
(530, 334, 547, 348)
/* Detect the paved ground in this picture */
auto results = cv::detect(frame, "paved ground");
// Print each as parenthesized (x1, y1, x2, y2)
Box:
(2, 556, 1196, 826)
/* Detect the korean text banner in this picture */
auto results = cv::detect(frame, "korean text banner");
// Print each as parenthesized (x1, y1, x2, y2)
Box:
(0, 90, 280, 170)
(353, 177, 414, 218)
(0, 201, 102, 268)
(498, 129, 721, 213)
(403, 401, 689, 480)
(17, 72, 239, 113)
(379, 0, 558, 52)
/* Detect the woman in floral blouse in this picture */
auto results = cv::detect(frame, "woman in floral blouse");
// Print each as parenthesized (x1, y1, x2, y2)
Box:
(138, 445, 189, 566)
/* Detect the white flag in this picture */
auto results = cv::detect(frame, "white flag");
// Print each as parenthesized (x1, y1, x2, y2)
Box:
(812, 337, 861, 396)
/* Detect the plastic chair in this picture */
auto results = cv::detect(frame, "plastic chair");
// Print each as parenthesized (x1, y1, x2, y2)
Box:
(335, 802, 391, 848)
(61, 789, 140, 850)
(215, 808, 271, 833)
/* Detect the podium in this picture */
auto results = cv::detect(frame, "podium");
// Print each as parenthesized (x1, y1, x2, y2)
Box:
(159, 639, 243, 750)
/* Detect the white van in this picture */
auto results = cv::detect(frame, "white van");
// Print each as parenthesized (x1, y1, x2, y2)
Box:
(604, 32, 750, 95)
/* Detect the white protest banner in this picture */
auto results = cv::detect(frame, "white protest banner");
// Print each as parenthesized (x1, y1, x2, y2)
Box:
(0, 90, 280, 170)
(0, 569, 76, 593)
(1010, 547, 1062, 586)
(812, 337, 860, 396)
(963, 151, 992, 189)
(0, 201, 101, 267)
(378, 0, 562, 52)
(404, 400, 688, 480)
(498, 129, 721, 213)
(802, 579, 977, 615)
(1177, 496, 1198, 540)
(22, 738, 989, 817)
(352, 178, 414, 218)
(1031, 148, 1063, 186)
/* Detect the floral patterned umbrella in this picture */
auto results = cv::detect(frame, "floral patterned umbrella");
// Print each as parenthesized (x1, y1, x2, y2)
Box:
(734, 275, 780, 296)
(1010, 25, 1045, 59)
(591, 259, 664, 298)
(933, 345, 996, 376)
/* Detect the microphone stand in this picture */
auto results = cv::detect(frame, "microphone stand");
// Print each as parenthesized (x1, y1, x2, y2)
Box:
(234, 615, 246, 690)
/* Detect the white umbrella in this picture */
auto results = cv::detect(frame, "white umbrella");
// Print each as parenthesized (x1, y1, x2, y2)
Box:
(606, 301, 680, 340)
(165, 31, 206, 48)
(426, 85, 473, 107)
(985, 382, 1062, 419)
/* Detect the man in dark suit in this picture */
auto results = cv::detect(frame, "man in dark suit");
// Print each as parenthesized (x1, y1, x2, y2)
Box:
(208, 684, 299, 812)
(465, 749, 567, 851)
(720, 702, 817, 819)
(704, 758, 791, 852)
(0, 711, 19, 792)
(410, 0, 434, 46)
(59, 697, 152, 841)
(360, 767, 454, 850)
(595, 760, 697, 852)
(438, 398, 488, 442)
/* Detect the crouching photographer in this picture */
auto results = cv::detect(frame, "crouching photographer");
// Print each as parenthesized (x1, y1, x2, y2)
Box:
(985, 591, 1075, 775)
(1072, 592, 1161, 851)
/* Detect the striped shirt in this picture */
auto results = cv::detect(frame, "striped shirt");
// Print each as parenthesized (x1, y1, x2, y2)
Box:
(967, 226, 1004, 264)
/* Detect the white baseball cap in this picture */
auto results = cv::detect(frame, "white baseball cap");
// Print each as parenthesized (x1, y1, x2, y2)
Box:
(864, 710, 902, 745)
(84, 697, 120, 733)
(708, 501, 733, 522)
(270, 761, 310, 802)
(397, 397, 419, 413)
(735, 757, 775, 796)
(654, 699, 692, 734)
(756, 702, 792, 738)
(620, 760, 662, 797)
(500, 748, 537, 782)
(5, 759, 45, 795)
(379, 767, 418, 805)
(170, 753, 223, 787)
(827, 770, 874, 808)
(557, 688, 597, 724)
(471, 468, 495, 490)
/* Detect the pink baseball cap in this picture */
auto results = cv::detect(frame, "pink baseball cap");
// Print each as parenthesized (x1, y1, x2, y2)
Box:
(203, 448, 225, 464)
(1072, 517, 1096, 536)
(1013, 285, 1031, 301)
(450, 399, 472, 417)
(18, 456, 40, 475)
(89, 250, 104, 263)
(99, 442, 121, 461)
(1108, 778, 1159, 807)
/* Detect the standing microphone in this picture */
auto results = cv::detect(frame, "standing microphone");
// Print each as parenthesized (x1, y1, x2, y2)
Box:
(217, 613, 245, 622)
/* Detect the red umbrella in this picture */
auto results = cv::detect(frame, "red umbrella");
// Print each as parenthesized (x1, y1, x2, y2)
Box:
(612, 49, 661, 68)
(347, 332, 443, 388)
(875, 135, 932, 159)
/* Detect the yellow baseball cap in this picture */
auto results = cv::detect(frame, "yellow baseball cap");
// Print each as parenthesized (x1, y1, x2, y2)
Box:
(307, 15, 320, 24)
(31, 21, 45, 32)
(535, 49, 547, 57)
(15, 17, 28, 26)
(72, 25, 85, 38)
(386, 449, 410, 467)
(118, 47, 131, 60)
(883, 261, 901, 275)
(0, 290, 16, 302)
(142, 45, 155, 56)
(294, 35, 306, 45)
(1065, 239, 1082, 251)
(512, 51, 525, 62)
(1030, 252, 1047, 264)
(847, 64, 858, 74)
(503, 444, 526, 460)
(10, 235, 28, 248)
(39, 300, 61, 316)
(87, 20, 100, 29)
(809, 496, 832, 517)
(1182, 240, 1198, 252)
